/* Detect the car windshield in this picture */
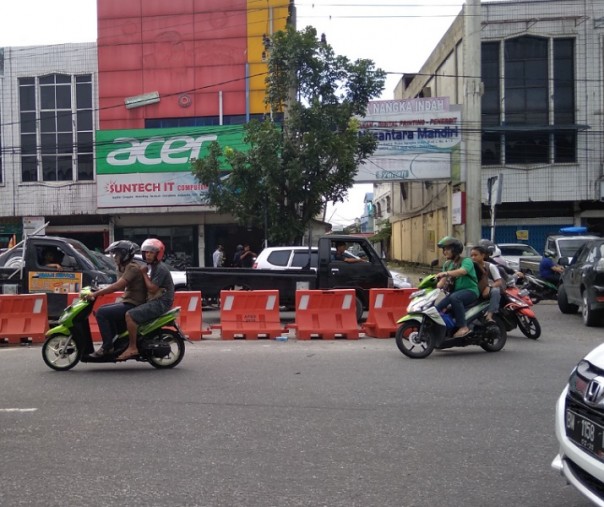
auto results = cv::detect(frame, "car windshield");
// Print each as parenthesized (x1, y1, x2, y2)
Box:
(64, 239, 110, 271)
(559, 239, 591, 257)
(91, 251, 117, 271)
(499, 245, 540, 257)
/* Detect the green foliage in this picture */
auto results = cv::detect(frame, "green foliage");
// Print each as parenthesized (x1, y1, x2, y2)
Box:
(192, 25, 385, 245)
(370, 219, 392, 243)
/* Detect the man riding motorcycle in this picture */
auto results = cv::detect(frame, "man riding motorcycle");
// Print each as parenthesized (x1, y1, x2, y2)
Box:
(434, 236, 480, 338)
(85, 240, 146, 358)
(539, 250, 564, 285)
(118, 238, 175, 361)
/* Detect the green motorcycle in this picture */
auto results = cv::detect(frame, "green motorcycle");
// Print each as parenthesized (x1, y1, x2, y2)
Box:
(42, 287, 189, 371)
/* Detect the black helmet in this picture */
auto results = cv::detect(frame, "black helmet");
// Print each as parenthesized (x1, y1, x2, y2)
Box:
(437, 236, 464, 256)
(105, 240, 138, 265)
(478, 239, 496, 256)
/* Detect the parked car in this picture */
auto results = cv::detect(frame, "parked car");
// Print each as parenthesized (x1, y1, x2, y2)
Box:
(497, 243, 541, 271)
(557, 239, 604, 326)
(552, 341, 604, 506)
(252, 246, 412, 288)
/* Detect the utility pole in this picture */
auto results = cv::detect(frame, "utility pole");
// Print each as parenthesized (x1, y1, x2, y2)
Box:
(462, 0, 482, 246)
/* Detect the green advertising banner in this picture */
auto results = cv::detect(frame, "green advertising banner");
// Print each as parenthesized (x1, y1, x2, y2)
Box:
(96, 125, 247, 175)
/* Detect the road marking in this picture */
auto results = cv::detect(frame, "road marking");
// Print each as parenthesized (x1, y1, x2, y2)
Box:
(0, 408, 37, 413)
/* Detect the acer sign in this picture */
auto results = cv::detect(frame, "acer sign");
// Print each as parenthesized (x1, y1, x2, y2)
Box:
(96, 126, 246, 208)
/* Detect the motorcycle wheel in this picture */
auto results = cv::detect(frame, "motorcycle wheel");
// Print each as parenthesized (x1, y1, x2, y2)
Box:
(516, 314, 541, 340)
(480, 317, 507, 352)
(147, 329, 185, 369)
(395, 321, 434, 359)
(42, 334, 81, 371)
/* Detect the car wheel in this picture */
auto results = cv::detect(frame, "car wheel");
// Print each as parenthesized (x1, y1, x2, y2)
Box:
(558, 284, 578, 314)
(582, 291, 603, 327)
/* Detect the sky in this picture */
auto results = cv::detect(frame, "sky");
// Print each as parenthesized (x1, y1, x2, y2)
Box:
(0, 0, 466, 226)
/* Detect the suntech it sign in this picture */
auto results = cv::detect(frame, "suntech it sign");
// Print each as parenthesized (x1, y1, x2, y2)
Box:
(96, 126, 246, 208)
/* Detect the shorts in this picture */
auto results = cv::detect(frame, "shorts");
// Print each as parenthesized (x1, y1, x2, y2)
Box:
(127, 300, 170, 325)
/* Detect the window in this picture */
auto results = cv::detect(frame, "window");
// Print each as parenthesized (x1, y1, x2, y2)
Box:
(18, 74, 94, 182)
(266, 250, 291, 267)
(480, 36, 577, 165)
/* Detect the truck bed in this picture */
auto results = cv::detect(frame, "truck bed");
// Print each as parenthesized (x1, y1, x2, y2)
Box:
(187, 267, 318, 306)
(518, 256, 542, 274)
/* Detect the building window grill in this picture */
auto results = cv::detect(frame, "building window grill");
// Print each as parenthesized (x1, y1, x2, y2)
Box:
(481, 36, 576, 165)
(19, 73, 93, 182)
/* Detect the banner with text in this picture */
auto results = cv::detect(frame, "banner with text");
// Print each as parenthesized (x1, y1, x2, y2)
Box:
(96, 125, 246, 208)
(355, 98, 461, 183)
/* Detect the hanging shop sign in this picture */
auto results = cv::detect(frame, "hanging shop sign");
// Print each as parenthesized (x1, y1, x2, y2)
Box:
(96, 125, 246, 208)
(355, 98, 462, 183)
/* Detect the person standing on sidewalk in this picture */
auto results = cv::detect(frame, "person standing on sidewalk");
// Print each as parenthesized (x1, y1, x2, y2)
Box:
(213, 245, 224, 267)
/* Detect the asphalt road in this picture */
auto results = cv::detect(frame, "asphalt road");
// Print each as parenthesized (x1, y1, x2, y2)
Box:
(0, 302, 601, 507)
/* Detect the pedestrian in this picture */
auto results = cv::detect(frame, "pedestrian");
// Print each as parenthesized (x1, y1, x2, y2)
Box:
(233, 244, 243, 267)
(239, 243, 257, 268)
(213, 244, 224, 267)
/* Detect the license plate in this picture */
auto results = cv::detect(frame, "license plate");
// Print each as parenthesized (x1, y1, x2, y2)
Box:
(566, 409, 604, 459)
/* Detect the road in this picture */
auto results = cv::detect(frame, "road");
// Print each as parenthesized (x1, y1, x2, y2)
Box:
(0, 302, 600, 507)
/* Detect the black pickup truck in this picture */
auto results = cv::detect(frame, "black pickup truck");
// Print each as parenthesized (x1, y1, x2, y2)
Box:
(0, 236, 117, 319)
(186, 235, 394, 319)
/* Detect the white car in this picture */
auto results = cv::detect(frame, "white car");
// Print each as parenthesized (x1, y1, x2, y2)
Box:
(552, 342, 604, 506)
(497, 243, 541, 270)
(252, 246, 411, 289)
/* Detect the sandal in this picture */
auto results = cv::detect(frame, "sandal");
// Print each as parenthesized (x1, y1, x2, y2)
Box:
(453, 327, 471, 338)
(116, 350, 138, 362)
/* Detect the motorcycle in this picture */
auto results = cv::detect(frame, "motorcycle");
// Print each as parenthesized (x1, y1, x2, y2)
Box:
(394, 274, 507, 359)
(521, 273, 558, 304)
(42, 287, 189, 371)
(498, 277, 541, 339)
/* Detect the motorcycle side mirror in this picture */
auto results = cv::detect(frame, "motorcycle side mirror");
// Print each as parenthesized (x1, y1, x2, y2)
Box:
(430, 259, 439, 268)
(558, 257, 569, 267)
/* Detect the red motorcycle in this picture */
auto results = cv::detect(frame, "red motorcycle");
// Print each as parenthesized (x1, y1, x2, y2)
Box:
(498, 277, 541, 340)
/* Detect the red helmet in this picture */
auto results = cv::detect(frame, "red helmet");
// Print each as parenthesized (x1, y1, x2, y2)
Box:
(141, 238, 165, 261)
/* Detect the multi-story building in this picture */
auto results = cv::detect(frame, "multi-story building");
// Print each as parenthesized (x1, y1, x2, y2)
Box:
(380, 0, 604, 263)
(0, 0, 289, 266)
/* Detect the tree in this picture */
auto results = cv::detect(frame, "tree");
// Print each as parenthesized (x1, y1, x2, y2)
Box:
(192, 25, 385, 245)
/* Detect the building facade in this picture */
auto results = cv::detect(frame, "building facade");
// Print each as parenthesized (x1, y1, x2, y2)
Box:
(384, 0, 604, 262)
(0, 0, 290, 266)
